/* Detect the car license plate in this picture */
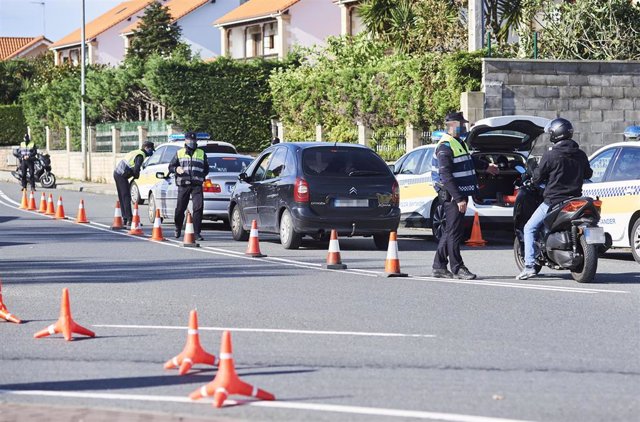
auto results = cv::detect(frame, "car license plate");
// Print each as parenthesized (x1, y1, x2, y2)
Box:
(334, 199, 368, 207)
(584, 227, 605, 244)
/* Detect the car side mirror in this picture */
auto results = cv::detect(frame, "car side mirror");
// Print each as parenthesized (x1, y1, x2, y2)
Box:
(156, 171, 167, 179)
(238, 172, 248, 182)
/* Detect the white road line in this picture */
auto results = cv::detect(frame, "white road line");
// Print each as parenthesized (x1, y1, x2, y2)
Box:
(92, 324, 435, 338)
(0, 390, 535, 422)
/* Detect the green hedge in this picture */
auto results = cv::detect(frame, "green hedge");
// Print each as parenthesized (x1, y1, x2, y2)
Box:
(0, 105, 27, 146)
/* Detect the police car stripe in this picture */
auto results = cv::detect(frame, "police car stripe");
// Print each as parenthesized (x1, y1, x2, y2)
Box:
(583, 185, 640, 198)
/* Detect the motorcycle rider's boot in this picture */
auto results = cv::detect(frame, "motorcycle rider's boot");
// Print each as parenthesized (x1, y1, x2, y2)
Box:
(432, 268, 454, 278)
(454, 266, 477, 280)
(516, 266, 537, 280)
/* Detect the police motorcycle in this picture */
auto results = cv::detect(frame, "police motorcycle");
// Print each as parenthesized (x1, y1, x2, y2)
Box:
(513, 162, 605, 283)
(11, 150, 56, 189)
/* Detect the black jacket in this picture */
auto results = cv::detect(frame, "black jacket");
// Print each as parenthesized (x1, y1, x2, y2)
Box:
(531, 139, 593, 206)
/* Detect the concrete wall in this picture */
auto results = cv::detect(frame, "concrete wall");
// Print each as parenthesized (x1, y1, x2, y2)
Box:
(482, 59, 640, 155)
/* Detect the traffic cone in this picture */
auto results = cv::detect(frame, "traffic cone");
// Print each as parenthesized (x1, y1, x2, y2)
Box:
(33, 288, 95, 341)
(245, 220, 266, 257)
(45, 194, 55, 216)
(128, 202, 143, 235)
(75, 199, 89, 224)
(0, 279, 22, 324)
(150, 208, 165, 241)
(189, 331, 275, 408)
(111, 201, 124, 230)
(27, 191, 37, 211)
(325, 229, 347, 269)
(54, 196, 66, 219)
(19, 189, 27, 209)
(183, 211, 199, 248)
(465, 212, 487, 247)
(38, 192, 47, 213)
(384, 232, 407, 277)
(164, 310, 216, 375)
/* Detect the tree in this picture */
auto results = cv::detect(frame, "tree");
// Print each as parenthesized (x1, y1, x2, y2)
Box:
(126, 1, 184, 61)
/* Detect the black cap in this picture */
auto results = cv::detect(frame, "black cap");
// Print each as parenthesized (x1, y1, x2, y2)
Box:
(185, 132, 197, 141)
(444, 111, 468, 123)
(142, 141, 155, 151)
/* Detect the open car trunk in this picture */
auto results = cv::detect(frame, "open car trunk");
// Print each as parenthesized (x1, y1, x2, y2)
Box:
(472, 152, 525, 206)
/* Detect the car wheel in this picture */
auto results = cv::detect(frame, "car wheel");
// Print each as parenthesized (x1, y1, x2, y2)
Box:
(130, 181, 143, 205)
(231, 205, 249, 241)
(279, 209, 301, 249)
(631, 217, 640, 264)
(373, 232, 390, 251)
(431, 200, 446, 243)
(148, 193, 157, 224)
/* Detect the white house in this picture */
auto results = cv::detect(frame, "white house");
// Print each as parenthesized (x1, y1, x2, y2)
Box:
(214, 0, 342, 60)
(0, 36, 52, 60)
(333, 0, 364, 36)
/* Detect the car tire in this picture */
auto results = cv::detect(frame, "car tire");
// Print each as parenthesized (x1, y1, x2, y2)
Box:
(230, 205, 249, 241)
(631, 217, 640, 264)
(130, 181, 143, 205)
(148, 193, 156, 224)
(279, 209, 301, 249)
(373, 232, 390, 251)
(431, 199, 446, 243)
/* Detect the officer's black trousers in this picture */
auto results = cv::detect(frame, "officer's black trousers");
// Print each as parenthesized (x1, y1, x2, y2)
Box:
(113, 171, 133, 221)
(21, 160, 35, 190)
(433, 200, 466, 273)
(175, 185, 203, 235)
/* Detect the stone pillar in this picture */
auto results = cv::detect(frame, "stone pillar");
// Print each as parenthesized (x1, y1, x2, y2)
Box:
(166, 124, 178, 137)
(45, 126, 51, 151)
(111, 126, 121, 167)
(357, 122, 372, 147)
(137, 125, 148, 149)
(468, 0, 483, 52)
(339, 3, 350, 36)
(405, 124, 422, 152)
(65, 126, 71, 178)
(220, 27, 228, 56)
(461, 91, 485, 126)
(87, 126, 96, 182)
(277, 121, 285, 141)
(276, 15, 289, 60)
(315, 124, 323, 142)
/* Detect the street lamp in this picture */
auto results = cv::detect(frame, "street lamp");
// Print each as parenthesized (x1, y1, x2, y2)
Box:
(81, 0, 87, 181)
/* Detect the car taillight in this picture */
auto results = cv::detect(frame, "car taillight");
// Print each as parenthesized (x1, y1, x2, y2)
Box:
(203, 179, 221, 193)
(294, 178, 309, 202)
(391, 180, 399, 206)
(561, 199, 587, 213)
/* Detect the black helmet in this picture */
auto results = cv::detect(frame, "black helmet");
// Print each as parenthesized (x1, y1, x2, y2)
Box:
(545, 118, 573, 143)
(185, 132, 197, 150)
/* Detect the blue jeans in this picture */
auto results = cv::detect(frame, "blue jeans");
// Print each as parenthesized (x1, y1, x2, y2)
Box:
(523, 202, 549, 267)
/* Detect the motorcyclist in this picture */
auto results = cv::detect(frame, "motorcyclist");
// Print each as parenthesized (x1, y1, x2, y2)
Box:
(516, 118, 593, 280)
(14, 134, 37, 191)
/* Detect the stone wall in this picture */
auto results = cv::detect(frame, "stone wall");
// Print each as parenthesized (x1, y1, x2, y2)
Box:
(482, 59, 640, 155)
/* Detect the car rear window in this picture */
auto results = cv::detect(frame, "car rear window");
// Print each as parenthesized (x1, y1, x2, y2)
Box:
(202, 144, 237, 154)
(302, 147, 390, 177)
(208, 156, 252, 173)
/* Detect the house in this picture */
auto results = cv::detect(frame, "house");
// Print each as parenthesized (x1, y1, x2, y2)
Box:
(0, 36, 52, 60)
(49, 0, 152, 66)
(333, 0, 364, 36)
(214, 0, 341, 60)
(121, 0, 244, 60)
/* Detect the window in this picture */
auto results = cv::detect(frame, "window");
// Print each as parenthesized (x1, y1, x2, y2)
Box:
(144, 146, 163, 166)
(208, 156, 253, 173)
(265, 148, 287, 179)
(160, 145, 180, 164)
(608, 147, 640, 182)
(398, 150, 423, 175)
(302, 147, 389, 177)
(589, 148, 617, 183)
(417, 148, 434, 175)
(252, 152, 273, 182)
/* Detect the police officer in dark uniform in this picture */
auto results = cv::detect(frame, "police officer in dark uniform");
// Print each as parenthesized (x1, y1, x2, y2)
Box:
(18, 134, 37, 191)
(431, 112, 499, 280)
(168, 132, 209, 240)
(113, 141, 155, 226)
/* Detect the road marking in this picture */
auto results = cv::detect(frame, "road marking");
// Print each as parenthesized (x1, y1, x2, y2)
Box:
(0, 390, 535, 422)
(92, 324, 435, 338)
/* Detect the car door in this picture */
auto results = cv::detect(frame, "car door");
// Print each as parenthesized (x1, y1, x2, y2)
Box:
(156, 145, 181, 220)
(241, 151, 272, 227)
(395, 147, 435, 226)
(258, 147, 288, 230)
(582, 147, 620, 243)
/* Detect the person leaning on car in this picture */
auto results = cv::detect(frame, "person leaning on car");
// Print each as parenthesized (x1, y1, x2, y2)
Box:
(431, 112, 500, 280)
(168, 132, 209, 241)
(14, 134, 38, 191)
(113, 141, 155, 227)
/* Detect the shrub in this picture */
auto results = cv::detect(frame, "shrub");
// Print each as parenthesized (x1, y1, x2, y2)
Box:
(0, 105, 27, 146)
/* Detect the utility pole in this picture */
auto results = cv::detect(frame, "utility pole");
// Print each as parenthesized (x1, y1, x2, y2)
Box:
(81, 0, 87, 181)
(30, 1, 45, 36)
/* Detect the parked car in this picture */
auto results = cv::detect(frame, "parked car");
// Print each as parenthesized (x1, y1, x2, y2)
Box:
(228, 142, 400, 250)
(392, 115, 550, 240)
(131, 139, 238, 205)
(149, 153, 254, 226)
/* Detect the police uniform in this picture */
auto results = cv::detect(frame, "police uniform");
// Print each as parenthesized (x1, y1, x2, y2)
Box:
(18, 136, 37, 190)
(113, 144, 153, 224)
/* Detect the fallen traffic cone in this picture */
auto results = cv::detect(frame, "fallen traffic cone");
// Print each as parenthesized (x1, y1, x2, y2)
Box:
(245, 220, 266, 257)
(38, 192, 47, 213)
(19, 189, 28, 209)
(45, 194, 55, 216)
(111, 201, 124, 230)
(75, 199, 89, 223)
(325, 229, 347, 269)
(465, 212, 487, 247)
(164, 310, 216, 375)
(189, 331, 275, 407)
(0, 278, 22, 324)
(128, 202, 143, 235)
(384, 232, 407, 277)
(150, 208, 165, 241)
(33, 288, 95, 341)
(183, 211, 199, 247)
(54, 196, 66, 219)
(27, 191, 37, 211)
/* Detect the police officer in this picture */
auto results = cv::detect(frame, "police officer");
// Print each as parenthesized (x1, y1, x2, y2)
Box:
(516, 118, 592, 280)
(168, 132, 209, 240)
(113, 141, 155, 226)
(18, 134, 37, 191)
(431, 112, 499, 280)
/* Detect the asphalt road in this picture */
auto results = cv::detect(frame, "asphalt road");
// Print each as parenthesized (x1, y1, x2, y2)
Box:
(0, 181, 638, 422)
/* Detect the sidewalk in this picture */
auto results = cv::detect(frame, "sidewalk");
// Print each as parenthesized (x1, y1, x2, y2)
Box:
(0, 170, 117, 196)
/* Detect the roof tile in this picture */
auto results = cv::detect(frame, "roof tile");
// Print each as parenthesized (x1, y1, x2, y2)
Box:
(121, 0, 210, 34)
(214, 0, 302, 26)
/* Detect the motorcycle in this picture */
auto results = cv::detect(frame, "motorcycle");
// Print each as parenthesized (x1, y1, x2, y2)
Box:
(513, 164, 605, 283)
(11, 153, 57, 189)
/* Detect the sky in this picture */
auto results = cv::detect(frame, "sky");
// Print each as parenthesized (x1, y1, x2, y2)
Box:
(0, 0, 123, 41)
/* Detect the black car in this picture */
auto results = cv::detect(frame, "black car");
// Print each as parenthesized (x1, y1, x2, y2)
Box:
(229, 142, 400, 249)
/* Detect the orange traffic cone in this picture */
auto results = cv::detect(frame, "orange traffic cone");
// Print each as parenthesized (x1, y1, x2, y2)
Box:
(33, 288, 95, 341)
(164, 310, 216, 375)
(384, 232, 407, 277)
(150, 208, 165, 241)
(75, 199, 89, 223)
(38, 192, 47, 213)
(0, 278, 22, 324)
(19, 189, 28, 209)
(27, 191, 37, 211)
(54, 196, 66, 219)
(189, 331, 275, 407)
(183, 211, 199, 247)
(465, 212, 487, 247)
(245, 220, 266, 257)
(111, 201, 124, 230)
(325, 229, 347, 269)
(128, 202, 143, 235)
(45, 194, 55, 216)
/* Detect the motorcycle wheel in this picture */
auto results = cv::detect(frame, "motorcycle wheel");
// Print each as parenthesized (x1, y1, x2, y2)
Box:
(571, 236, 598, 283)
(513, 237, 542, 273)
(39, 173, 56, 189)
